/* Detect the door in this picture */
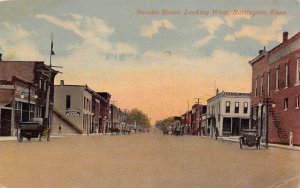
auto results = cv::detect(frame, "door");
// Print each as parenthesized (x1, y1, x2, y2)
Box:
(0, 108, 12, 136)
(232, 118, 240, 136)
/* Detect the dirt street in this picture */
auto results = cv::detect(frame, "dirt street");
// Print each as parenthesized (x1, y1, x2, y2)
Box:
(0, 133, 299, 188)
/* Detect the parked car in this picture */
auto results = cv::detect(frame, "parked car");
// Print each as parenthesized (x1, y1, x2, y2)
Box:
(239, 129, 261, 149)
(17, 122, 50, 142)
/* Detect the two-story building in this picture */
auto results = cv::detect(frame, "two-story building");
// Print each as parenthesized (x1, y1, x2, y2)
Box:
(98, 92, 111, 134)
(52, 81, 93, 134)
(207, 90, 251, 137)
(191, 104, 207, 135)
(0, 60, 57, 136)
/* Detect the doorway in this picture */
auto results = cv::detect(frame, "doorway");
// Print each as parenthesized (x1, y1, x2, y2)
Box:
(232, 118, 240, 136)
(0, 108, 12, 136)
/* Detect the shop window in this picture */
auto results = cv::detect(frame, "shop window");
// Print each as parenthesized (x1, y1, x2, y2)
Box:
(222, 117, 231, 135)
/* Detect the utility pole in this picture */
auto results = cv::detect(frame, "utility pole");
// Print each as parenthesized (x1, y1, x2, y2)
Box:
(195, 98, 202, 136)
(187, 101, 190, 135)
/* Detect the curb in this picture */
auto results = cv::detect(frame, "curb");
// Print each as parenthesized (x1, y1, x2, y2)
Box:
(221, 137, 300, 151)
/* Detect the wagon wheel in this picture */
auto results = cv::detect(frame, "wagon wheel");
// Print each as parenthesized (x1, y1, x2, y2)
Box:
(18, 136, 23, 142)
(239, 138, 243, 150)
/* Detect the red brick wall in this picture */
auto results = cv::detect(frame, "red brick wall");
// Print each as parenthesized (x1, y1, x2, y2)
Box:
(0, 89, 14, 104)
(251, 32, 300, 145)
(0, 61, 36, 82)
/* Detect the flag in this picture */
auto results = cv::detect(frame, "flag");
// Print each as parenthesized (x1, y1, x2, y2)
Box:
(51, 33, 55, 56)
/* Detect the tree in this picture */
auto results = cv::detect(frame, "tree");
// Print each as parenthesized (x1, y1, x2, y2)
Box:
(127, 108, 151, 128)
(155, 116, 175, 131)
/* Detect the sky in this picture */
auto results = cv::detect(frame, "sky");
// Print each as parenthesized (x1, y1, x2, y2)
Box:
(0, 0, 300, 123)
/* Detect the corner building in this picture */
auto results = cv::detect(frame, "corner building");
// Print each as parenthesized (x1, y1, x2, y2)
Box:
(249, 31, 300, 145)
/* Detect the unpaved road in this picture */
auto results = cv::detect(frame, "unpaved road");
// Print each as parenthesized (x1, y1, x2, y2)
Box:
(0, 133, 299, 188)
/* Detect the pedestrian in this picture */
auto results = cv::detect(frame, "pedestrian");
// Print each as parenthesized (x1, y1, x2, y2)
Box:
(289, 131, 293, 146)
(215, 127, 219, 140)
(58, 125, 62, 134)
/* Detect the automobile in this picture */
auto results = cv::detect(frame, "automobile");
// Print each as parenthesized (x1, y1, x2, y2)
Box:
(163, 129, 169, 135)
(17, 122, 50, 142)
(239, 129, 261, 150)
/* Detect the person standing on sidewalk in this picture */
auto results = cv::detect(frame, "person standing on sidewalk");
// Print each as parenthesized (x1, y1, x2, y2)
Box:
(215, 127, 219, 140)
(289, 131, 293, 146)
(58, 125, 62, 134)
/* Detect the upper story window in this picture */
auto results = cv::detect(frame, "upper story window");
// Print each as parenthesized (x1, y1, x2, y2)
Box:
(260, 75, 264, 95)
(267, 71, 270, 96)
(225, 101, 230, 113)
(284, 98, 288, 111)
(44, 81, 47, 91)
(297, 57, 300, 84)
(235, 102, 240, 113)
(296, 96, 299, 109)
(39, 80, 42, 89)
(243, 102, 248, 114)
(276, 67, 279, 91)
(285, 61, 289, 88)
(83, 97, 86, 109)
(66, 95, 71, 109)
(255, 77, 258, 97)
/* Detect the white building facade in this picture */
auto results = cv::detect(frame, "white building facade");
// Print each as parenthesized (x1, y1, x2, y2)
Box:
(207, 91, 251, 137)
(53, 83, 93, 134)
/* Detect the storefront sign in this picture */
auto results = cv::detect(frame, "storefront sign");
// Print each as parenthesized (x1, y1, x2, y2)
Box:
(66, 109, 81, 116)
(0, 85, 14, 89)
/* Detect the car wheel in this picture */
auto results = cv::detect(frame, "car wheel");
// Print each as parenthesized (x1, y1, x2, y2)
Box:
(239, 139, 243, 149)
(18, 136, 23, 142)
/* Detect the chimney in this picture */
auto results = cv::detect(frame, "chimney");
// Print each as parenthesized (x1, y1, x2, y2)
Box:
(283, 31, 288, 43)
(0, 53, 2, 61)
(60, 80, 64, 86)
(216, 88, 219, 95)
(259, 50, 264, 55)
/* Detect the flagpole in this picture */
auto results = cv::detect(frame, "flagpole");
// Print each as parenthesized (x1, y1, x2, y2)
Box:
(50, 33, 54, 67)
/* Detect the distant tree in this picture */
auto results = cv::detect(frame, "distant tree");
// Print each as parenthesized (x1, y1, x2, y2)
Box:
(127, 108, 151, 128)
(155, 116, 175, 131)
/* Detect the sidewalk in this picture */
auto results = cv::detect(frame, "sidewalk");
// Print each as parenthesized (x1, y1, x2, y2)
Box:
(221, 136, 300, 151)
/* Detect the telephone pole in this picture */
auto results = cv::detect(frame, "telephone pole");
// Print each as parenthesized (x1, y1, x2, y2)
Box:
(195, 97, 202, 136)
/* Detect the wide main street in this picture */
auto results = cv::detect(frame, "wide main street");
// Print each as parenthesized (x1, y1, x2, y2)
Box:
(0, 132, 300, 188)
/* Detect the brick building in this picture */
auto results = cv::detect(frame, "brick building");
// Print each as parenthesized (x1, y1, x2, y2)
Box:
(191, 104, 207, 135)
(98, 92, 111, 134)
(53, 81, 113, 135)
(0, 60, 58, 135)
(249, 31, 300, 146)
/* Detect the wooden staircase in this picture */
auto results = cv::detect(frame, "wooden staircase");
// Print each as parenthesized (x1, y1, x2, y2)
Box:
(53, 107, 83, 134)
